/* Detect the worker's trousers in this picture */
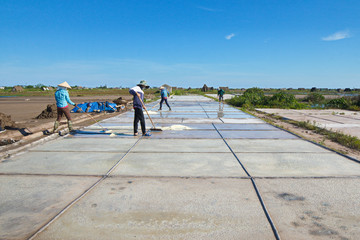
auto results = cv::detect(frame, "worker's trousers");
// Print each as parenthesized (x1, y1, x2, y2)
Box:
(134, 107, 146, 134)
(160, 97, 171, 110)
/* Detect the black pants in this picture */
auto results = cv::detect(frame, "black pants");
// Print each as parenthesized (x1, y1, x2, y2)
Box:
(134, 108, 146, 134)
(160, 98, 171, 109)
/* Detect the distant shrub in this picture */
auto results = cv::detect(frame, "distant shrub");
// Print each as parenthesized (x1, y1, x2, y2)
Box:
(327, 97, 351, 109)
(353, 96, 360, 107)
(227, 88, 306, 109)
(266, 91, 298, 108)
(305, 93, 325, 104)
(243, 88, 266, 105)
(227, 87, 266, 108)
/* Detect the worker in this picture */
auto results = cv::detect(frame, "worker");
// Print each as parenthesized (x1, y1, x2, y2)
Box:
(218, 88, 225, 103)
(129, 80, 151, 136)
(53, 81, 77, 132)
(159, 86, 171, 111)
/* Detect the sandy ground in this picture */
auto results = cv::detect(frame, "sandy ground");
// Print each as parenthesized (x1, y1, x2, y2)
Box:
(0, 95, 131, 122)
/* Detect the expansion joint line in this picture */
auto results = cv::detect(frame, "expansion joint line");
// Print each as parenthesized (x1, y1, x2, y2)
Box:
(212, 123, 281, 240)
(28, 136, 143, 240)
(199, 103, 210, 118)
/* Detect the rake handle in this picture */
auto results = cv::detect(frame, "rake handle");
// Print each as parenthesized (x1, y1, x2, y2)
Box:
(77, 106, 107, 130)
(135, 92, 156, 129)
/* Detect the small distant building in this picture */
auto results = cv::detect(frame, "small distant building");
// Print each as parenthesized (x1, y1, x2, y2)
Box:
(202, 84, 209, 92)
(41, 86, 50, 91)
(298, 88, 305, 91)
(219, 87, 229, 91)
(161, 84, 172, 93)
(0, 87, 5, 90)
(12, 85, 24, 92)
(48, 86, 54, 91)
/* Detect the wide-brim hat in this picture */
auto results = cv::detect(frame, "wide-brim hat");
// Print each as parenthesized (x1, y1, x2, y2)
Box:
(58, 81, 71, 89)
(137, 80, 149, 88)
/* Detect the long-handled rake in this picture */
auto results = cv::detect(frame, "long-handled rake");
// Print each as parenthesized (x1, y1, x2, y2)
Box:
(77, 106, 112, 133)
(135, 92, 162, 131)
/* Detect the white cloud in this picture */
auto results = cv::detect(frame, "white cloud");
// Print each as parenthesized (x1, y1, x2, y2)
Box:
(225, 33, 235, 40)
(322, 30, 351, 41)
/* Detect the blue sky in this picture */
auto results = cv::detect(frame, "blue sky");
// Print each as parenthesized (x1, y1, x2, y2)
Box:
(0, 0, 359, 88)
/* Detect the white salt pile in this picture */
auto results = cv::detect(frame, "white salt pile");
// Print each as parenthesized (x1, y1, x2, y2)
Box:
(161, 125, 192, 131)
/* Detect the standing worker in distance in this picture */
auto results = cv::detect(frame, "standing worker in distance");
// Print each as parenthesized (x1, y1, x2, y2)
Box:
(53, 81, 77, 132)
(159, 86, 171, 111)
(129, 80, 151, 136)
(218, 87, 225, 103)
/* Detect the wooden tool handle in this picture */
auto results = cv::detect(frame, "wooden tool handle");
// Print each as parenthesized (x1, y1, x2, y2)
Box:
(135, 92, 156, 128)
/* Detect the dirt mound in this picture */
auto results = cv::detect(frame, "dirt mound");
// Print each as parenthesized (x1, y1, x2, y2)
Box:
(113, 97, 129, 105)
(36, 104, 57, 119)
(0, 112, 16, 128)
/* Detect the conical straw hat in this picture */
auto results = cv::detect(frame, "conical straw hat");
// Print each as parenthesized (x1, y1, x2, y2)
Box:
(58, 81, 71, 89)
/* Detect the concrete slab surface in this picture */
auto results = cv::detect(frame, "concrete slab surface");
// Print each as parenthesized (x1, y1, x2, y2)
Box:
(153, 123, 215, 130)
(31, 138, 138, 152)
(220, 130, 298, 139)
(182, 118, 223, 123)
(227, 139, 329, 153)
(132, 139, 231, 152)
(0, 175, 99, 240)
(68, 130, 136, 138)
(208, 114, 255, 118)
(0, 151, 126, 175)
(153, 114, 210, 118)
(149, 130, 221, 139)
(34, 178, 274, 240)
(111, 152, 246, 177)
(238, 152, 360, 177)
(214, 123, 278, 130)
(256, 178, 360, 240)
(220, 118, 265, 123)
(3, 95, 360, 240)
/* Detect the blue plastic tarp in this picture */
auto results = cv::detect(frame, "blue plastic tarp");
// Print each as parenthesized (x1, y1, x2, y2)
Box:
(71, 101, 117, 113)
